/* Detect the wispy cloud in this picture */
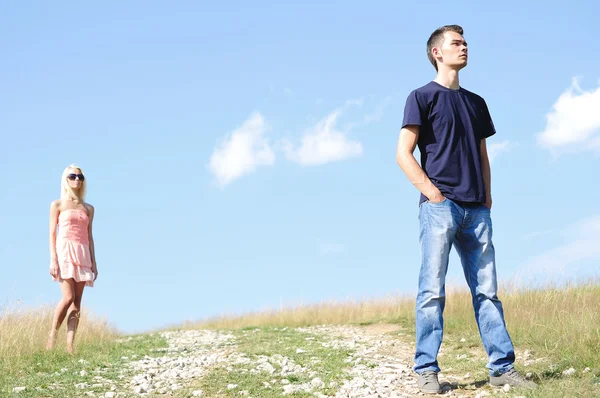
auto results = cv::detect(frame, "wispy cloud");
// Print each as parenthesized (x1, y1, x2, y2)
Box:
(208, 112, 275, 188)
(519, 215, 600, 280)
(487, 140, 512, 163)
(536, 78, 600, 154)
(320, 243, 345, 255)
(283, 101, 363, 166)
(344, 98, 364, 107)
(521, 227, 561, 241)
(364, 96, 393, 124)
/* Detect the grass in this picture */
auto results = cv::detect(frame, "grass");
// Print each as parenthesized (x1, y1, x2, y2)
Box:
(3, 279, 599, 397)
(0, 303, 116, 373)
(442, 280, 600, 370)
(186, 279, 600, 397)
(435, 281, 600, 397)
(188, 326, 352, 397)
(0, 302, 167, 397)
(179, 293, 415, 330)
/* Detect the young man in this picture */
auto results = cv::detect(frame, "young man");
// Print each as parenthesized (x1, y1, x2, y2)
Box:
(396, 25, 537, 394)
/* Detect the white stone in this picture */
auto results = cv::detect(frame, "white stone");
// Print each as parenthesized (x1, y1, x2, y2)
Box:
(227, 384, 238, 390)
(12, 387, 26, 393)
(257, 361, 276, 374)
(563, 367, 576, 376)
(283, 384, 296, 395)
(192, 391, 203, 397)
(310, 377, 325, 389)
(135, 385, 147, 393)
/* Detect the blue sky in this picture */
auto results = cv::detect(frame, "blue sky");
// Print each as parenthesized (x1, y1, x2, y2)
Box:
(1, 1, 599, 334)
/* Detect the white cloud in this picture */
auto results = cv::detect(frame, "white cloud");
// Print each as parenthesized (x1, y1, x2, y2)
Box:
(487, 140, 511, 163)
(208, 112, 275, 188)
(283, 104, 363, 166)
(519, 215, 600, 280)
(536, 78, 600, 153)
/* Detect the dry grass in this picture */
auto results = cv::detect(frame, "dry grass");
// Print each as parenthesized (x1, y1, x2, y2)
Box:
(179, 293, 416, 330)
(185, 279, 600, 371)
(444, 279, 600, 368)
(0, 302, 117, 373)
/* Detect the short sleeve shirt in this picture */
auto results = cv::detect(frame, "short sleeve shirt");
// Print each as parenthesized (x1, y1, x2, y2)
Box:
(402, 81, 496, 205)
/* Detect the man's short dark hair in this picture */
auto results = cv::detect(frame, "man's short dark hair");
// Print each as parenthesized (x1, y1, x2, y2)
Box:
(427, 25, 464, 71)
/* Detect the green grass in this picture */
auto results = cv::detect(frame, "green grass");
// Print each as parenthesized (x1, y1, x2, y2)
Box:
(0, 333, 167, 397)
(4, 280, 599, 396)
(186, 280, 600, 397)
(380, 282, 600, 397)
(188, 326, 352, 397)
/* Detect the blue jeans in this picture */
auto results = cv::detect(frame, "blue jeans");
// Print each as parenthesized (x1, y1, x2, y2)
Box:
(414, 198, 515, 376)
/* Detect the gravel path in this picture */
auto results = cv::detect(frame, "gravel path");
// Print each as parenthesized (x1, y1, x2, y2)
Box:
(82, 326, 522, 398)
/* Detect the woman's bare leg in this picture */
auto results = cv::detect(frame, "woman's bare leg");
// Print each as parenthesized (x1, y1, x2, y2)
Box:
(66, 281, 86, 354)
(47, 279, 75, 350)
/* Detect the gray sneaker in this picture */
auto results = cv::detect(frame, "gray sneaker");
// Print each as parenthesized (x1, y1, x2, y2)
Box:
(490, 368, 537, 389)
(418, 371, 442, 394)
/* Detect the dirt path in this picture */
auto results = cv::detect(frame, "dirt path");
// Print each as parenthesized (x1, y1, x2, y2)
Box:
(116, 325, 518, 398)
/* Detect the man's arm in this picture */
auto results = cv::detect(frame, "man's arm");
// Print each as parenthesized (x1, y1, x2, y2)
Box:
(396, 125, 445, 203)
(480, 138, 492, 209)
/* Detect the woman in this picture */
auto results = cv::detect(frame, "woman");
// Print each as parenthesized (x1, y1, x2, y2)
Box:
(47, 165, 98, 353)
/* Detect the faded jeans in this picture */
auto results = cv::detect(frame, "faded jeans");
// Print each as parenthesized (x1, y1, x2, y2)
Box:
(414, 198, 515, 376)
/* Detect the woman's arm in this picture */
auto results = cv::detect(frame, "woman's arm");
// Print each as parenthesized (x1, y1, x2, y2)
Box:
(49, 200, 60, 278)
(87, 204, 98, 280)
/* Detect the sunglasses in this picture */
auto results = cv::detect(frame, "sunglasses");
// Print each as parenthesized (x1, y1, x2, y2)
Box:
(67, 173, 85, 181)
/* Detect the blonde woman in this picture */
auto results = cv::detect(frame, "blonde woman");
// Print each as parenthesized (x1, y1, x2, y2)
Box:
(47, 165, 98, 353)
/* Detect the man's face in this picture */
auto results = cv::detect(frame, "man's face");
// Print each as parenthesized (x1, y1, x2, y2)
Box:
(434, 31, 468, 71)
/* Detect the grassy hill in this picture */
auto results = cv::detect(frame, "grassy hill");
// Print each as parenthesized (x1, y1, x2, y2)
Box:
(1, 280, 598, 397)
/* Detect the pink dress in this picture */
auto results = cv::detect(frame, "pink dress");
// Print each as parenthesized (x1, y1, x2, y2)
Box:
(53, 209, 95, 287)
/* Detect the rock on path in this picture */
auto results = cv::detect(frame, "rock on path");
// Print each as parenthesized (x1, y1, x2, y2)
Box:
(124, 330, 236, 396)
(74, 325, 514, 397)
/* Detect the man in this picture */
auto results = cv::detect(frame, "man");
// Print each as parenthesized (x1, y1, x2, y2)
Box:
(396, 25, 537, 394)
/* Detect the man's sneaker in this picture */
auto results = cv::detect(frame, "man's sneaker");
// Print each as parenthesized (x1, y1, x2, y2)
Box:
(417, 371, 442, 394)
(490, 368, 537, 389)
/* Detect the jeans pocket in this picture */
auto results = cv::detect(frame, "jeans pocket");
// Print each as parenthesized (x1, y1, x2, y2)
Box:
(426, 197, 448, 205)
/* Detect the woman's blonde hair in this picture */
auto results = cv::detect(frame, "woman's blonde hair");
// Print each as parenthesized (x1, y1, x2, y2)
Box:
(60, 164, 87, 202)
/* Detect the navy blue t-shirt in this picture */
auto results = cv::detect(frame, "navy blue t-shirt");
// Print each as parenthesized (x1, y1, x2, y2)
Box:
(401, 81, 496, 205)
